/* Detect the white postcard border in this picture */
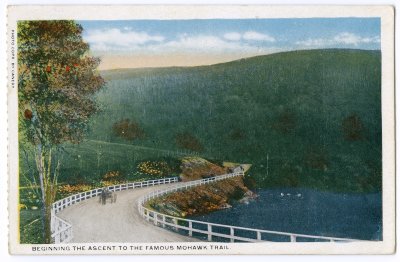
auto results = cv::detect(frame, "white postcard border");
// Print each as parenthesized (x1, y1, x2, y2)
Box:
(7, 5, 395, 255)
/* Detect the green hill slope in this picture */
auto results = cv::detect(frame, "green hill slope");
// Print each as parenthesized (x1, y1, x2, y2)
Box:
(69, 49, 382, 192)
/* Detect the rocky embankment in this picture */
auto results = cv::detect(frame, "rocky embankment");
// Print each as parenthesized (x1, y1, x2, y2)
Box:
(146, 157, 257, 217)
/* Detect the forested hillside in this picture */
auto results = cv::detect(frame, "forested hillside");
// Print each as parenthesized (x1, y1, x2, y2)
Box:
(52, 49, 381, 192)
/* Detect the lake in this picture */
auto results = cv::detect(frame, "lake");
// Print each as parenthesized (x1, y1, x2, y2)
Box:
(189, 188, 382, 242)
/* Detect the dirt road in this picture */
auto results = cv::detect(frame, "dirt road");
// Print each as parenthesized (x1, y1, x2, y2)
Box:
(57, 185, 196, 243)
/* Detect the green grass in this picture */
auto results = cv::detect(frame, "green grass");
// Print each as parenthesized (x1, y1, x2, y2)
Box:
(19, 139, 195, 187)
(20, 209, 44, 244)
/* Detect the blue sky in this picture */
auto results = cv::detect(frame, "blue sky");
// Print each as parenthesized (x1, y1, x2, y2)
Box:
(78, 18, 380, 68)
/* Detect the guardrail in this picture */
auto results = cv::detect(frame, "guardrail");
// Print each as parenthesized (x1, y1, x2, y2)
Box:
(51, 177, 178, 243)
(50, 213, 73, 243)
(138, 173, 367, 243)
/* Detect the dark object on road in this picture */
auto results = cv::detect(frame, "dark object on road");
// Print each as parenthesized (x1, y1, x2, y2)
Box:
(99, 188, 114, 205)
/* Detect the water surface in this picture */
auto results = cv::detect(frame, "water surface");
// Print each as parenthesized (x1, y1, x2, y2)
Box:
(189, 188, 382, 242)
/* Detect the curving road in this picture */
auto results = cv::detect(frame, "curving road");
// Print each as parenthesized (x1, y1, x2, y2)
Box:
(57, 184, 196, 243)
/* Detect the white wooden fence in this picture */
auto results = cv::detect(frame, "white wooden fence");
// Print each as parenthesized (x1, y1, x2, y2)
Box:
(138, 173, 367, 243)
(51, 177, 178, 243)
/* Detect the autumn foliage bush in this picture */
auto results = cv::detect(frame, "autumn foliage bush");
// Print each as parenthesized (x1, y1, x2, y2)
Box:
(175, 132, 204, 152)
(113, 119, 145, 141)
(102, 170, 121, 180)
(137, 161, 172, 176)
(57, 184, 94, 199)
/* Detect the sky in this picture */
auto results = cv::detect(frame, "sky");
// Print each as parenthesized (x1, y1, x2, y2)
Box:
(79, 18, 381, 70)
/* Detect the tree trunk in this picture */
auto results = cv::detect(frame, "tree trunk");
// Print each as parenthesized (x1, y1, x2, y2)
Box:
(35, 146, 57, 244)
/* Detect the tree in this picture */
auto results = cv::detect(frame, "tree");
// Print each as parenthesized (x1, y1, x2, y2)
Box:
(175, 132, 204, 152)
(18, 21, 105, 243)
(272, 109, 297, 134)
(342, 113, 364, 141)
(112, 118, 145, 141)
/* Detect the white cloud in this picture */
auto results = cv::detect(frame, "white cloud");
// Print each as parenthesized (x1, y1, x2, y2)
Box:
(150, 34, 268, 54)
(223, 32, 242, 41)
(89, 33, 276, 55)
(296, 32, 380, 47)
(333, 32, 360, 45)
(85, 28, 278, 55)
(243, 31, 275, 42)
(223, 31, 275, 42)
(333, 32, 380, 45)
(84, 28, 165, 50)
(295, 38, 327, 47)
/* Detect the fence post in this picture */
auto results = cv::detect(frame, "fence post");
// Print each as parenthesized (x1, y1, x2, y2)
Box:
(162, 215, 166, 228)
(207, 224, 212, 241)
(173, 218, 178, 231)
(55, 233, 60, 244)
(50, 208, 55, 232)
(290, 235, 297, 242)
(257, 231, 261, 241)
(146, 210, 150, 222)
(188, 221, 193, 237)
(154, 213, 158, 226)
(69, 227, 73, 242)
(230, 227, 234, 243)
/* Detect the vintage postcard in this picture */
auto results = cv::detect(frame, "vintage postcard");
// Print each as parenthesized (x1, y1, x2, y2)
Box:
(7, 5, 395, 255)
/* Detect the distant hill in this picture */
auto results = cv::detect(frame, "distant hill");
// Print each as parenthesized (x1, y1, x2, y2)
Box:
(73, 49, 381, 192)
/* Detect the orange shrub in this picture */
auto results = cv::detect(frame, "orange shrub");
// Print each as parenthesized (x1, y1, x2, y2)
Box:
(58, 184, 93, 196)
(100, 180, 116, 187)
(103, 171, 121, 180)
(137, 161, 172, 176)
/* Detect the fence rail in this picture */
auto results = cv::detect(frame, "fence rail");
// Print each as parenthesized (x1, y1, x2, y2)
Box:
(51, 177, 178, 243)
(138, 172, 367, 243)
